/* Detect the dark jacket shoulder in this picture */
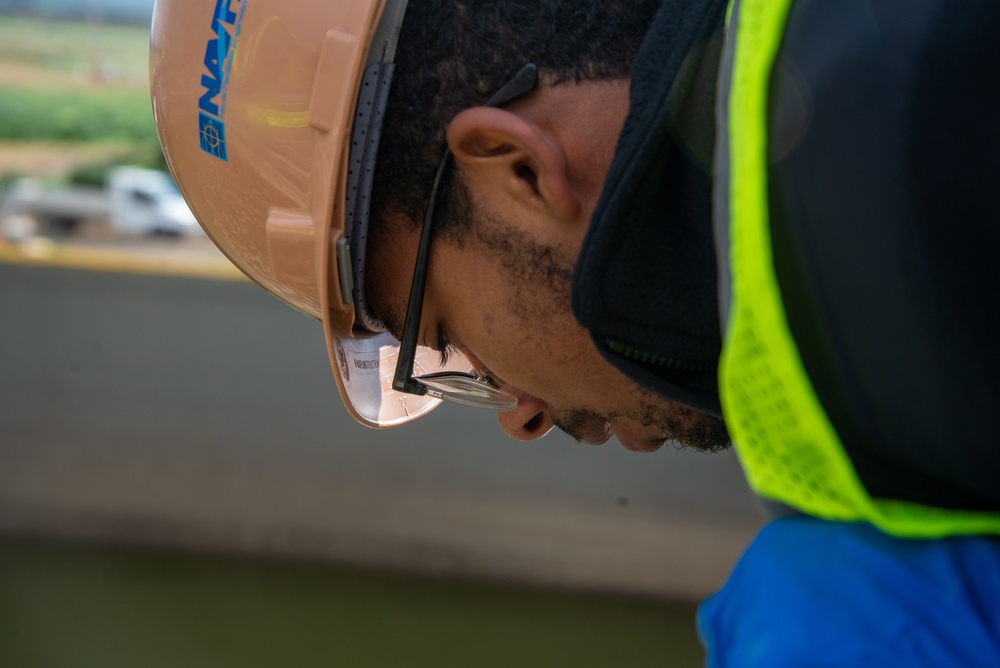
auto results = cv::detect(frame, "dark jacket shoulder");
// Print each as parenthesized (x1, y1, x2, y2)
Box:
(768, 0, 1000, 509)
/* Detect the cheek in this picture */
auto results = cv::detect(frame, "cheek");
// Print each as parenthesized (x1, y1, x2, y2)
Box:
(476, 326, 612, 407)
(439, 252, 614, 406)
(481, 311, 497, 335)
(463, 320, 544, 386)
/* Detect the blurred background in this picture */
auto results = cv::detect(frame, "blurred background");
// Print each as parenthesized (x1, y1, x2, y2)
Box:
(0, 2, 763, 666)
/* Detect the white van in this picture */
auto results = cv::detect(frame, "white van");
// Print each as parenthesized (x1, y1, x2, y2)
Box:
(1, 167, 202, 239)
(106, 166, 201, 237)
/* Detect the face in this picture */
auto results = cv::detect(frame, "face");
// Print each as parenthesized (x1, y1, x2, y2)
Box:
(371, 176, 731, 454)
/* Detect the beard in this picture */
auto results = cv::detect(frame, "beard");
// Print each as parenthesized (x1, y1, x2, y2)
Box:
(552, 400, 732, 453)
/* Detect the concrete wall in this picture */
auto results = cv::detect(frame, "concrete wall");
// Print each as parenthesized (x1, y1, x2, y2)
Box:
(0, 259, 762, 600)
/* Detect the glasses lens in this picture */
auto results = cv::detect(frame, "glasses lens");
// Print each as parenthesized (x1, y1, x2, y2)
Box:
(416, 373, 518, 410)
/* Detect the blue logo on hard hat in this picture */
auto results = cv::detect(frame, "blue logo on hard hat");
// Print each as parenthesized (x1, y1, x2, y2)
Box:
(199, 112, 228, 161)
(197, 0, 246, 162)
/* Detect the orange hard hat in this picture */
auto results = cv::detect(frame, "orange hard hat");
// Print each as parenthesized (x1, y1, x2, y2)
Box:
(150, 0, 470, 427)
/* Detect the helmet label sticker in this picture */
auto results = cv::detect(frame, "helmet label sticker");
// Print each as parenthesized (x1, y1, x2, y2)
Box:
(198, 0, 247, 161)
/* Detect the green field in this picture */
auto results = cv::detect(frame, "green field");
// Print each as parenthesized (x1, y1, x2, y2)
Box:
(0, 16, 151, 83)
(0, 85, 154, 141)
(0, 16, 159, 177)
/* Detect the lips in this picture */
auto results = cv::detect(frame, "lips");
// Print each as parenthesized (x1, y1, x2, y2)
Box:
(555, 413, 666, 451)
(611, 424, 667, 453)
(578, 418, 612, 445)
(578, 417, 663, 452)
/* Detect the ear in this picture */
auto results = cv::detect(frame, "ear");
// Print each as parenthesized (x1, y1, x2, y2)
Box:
(445, 107, 581, 221)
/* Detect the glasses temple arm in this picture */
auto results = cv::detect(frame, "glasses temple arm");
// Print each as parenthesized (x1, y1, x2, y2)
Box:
(392, 150, 453, 394)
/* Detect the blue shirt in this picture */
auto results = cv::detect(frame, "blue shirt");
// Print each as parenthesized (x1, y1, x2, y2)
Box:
(698, 516, 1000, 667)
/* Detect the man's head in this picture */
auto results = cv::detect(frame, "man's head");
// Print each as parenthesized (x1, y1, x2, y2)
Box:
(151, 0, 730, 452)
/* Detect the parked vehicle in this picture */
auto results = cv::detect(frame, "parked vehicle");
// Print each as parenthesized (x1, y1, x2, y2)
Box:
(105, 167, 200, 237)
(0, 166, 201, 239)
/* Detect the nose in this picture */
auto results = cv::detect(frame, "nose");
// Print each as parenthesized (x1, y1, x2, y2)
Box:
(496, 388, 555, 441)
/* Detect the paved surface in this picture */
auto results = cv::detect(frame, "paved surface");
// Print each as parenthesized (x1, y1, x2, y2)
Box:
(0, 250, 763, 600)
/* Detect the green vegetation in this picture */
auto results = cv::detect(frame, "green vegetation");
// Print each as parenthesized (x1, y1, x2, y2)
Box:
(0, 86, 154, 142)
(0, 16, 150, 84)
(0, 16, 161, 179)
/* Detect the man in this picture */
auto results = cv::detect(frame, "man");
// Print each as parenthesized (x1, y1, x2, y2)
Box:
(364, 1, 733, 453)
(151, 0, 1000, 663)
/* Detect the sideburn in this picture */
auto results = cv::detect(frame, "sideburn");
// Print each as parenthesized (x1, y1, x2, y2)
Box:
(443, 173, 575, 321)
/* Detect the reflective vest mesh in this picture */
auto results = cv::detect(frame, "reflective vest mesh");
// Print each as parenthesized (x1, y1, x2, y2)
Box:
(719, 0, 1000, 537)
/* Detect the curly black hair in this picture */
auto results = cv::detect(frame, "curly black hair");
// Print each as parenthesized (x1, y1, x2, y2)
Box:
(371, 0, 664, 238)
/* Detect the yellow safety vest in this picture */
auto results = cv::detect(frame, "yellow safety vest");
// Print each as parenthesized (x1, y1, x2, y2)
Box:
(717, 0, 1000, 537)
